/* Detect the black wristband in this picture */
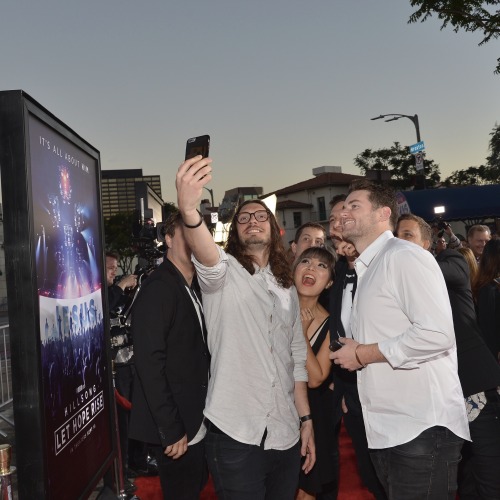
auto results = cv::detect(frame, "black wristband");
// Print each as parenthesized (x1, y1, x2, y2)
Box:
(183, 210, 203, 229)
(299, 414, 312, 424)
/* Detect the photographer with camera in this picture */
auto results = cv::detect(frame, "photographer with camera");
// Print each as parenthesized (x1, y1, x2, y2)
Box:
(431, 220, 462, 256)
(105, 252, 140, 496)
(106, 252, 138, 311)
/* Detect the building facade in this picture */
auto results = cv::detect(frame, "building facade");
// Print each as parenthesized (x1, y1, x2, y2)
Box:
(101, 169, 163, 220)
(263, 166, 363, 245)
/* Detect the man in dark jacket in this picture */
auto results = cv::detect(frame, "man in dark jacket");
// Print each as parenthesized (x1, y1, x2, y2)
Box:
(397, 213, 500, 499)
(129, 212, 210, 500)
(106, 252, 137, 311)
(105, 252, 138, 494)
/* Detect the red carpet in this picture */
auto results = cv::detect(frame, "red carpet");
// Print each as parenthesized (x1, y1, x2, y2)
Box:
(134, 420, 374, 499)
(337, 421, 374, 500)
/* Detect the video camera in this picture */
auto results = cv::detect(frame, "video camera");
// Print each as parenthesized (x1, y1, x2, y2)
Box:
(132, 208, 165, 265)
(436, 220, 451, 238)
(110, 262, 158, 365)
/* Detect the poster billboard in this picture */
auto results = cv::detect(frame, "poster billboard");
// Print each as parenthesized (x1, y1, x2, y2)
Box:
(0, 90, 115, 499)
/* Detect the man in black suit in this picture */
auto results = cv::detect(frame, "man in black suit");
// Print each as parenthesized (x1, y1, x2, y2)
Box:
(129, 212, 210, 500)
(396, 213, 500, 499)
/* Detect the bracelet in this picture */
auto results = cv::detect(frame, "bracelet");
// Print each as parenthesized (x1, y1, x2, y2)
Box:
(183, 210, 203, 229)
(355, 344, 366, 368)
(299, 414, 312, 424)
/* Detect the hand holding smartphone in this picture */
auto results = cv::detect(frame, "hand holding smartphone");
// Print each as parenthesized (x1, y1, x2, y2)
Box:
(329, 338, 345, 352)
(185, 135, 210, 161)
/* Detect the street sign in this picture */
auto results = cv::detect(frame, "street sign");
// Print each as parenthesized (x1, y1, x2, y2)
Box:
(415, 152, 424, 171)
(409, 141, 425, 154)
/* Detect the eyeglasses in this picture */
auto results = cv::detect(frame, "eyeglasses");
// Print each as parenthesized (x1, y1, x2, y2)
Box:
(236, 210, 270, 224)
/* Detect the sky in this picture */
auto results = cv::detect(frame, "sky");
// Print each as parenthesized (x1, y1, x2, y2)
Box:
(1, 1, 498, 206)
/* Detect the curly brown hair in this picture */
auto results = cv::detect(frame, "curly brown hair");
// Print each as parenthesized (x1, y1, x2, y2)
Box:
(225, 199, 293, 288)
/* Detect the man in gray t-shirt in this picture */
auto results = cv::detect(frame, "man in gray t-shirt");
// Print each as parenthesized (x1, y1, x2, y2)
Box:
(176, 154, 315, 499)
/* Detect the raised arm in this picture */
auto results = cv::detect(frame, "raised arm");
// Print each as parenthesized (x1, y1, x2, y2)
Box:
(176, 155, 219, 267)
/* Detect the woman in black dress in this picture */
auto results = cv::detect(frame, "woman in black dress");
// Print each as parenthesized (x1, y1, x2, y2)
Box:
(293, 246, 337, 500)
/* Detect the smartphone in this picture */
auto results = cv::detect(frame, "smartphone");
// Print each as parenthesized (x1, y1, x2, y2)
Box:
(185, 135, 210, 161)
(329, 338, 345, 352)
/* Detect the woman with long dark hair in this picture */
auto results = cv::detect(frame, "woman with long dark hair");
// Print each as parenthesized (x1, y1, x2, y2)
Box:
(473, 238, 500, 361)
(469, 238, 500, 500)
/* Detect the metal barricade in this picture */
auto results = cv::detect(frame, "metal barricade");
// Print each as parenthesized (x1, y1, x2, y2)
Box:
(0, 325, 13, 434)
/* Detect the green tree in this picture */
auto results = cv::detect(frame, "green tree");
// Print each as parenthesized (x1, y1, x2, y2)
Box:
(104, 211, 137, 274)
(163, 201, 178, 219)
(443, 165, 490, 185)
(444, 123, 500, 184)
(353, 142, 441, 190)
(485, 122, 500, 175)
(408, 0, 500, 73)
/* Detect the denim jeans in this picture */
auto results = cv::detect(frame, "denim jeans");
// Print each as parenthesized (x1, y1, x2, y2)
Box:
(459, 390, 500, 500)
(205, 424, 301, 500)
(369, 426, 464, 500)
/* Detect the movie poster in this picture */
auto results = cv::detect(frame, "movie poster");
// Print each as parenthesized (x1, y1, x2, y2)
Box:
(29, 115, 113, 498)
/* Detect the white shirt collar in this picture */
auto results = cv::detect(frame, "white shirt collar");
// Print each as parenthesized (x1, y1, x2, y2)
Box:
(355, 230, 394, 278)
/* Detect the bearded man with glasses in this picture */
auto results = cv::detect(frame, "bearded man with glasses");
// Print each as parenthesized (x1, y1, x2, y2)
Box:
(176, 155, 315, 500)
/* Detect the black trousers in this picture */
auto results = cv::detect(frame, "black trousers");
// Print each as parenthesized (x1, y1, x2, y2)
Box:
(459, 389, 500, 500)
(151, 440, 208, 500)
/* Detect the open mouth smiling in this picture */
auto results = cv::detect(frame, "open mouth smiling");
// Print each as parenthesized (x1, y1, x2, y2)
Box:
(302, 274, 316, 286)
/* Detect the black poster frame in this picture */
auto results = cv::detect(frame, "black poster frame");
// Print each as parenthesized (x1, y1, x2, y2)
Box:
(0, 90, 116, 499)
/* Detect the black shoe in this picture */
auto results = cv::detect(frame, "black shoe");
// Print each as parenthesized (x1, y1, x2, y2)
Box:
(123, 479, 137, 495)
(129, 464, 158, 477)
(146, 455, 159, 476)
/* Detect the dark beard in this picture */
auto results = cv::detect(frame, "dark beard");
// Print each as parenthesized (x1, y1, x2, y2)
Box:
(243, 235, 270, 249)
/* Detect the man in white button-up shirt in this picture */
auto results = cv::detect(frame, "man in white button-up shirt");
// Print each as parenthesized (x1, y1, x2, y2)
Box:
(176, 154, 315, 500)
(330, 179, 470, 500)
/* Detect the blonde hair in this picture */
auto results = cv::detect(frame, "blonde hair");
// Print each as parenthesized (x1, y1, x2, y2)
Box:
(457, 246, 478, 288)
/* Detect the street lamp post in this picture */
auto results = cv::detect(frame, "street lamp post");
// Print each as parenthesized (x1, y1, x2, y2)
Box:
(370, 113, 425, 189)
(370, 113, 421, 142)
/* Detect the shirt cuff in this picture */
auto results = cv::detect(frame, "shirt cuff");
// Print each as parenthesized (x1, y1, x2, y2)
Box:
(378, 338, 421, 370)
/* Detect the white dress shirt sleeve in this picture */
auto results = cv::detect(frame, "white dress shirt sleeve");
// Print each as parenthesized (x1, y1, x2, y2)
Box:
(192, 245, 228, 294)
(378, 247, 456, 369)
(289, 287, 308, 382)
